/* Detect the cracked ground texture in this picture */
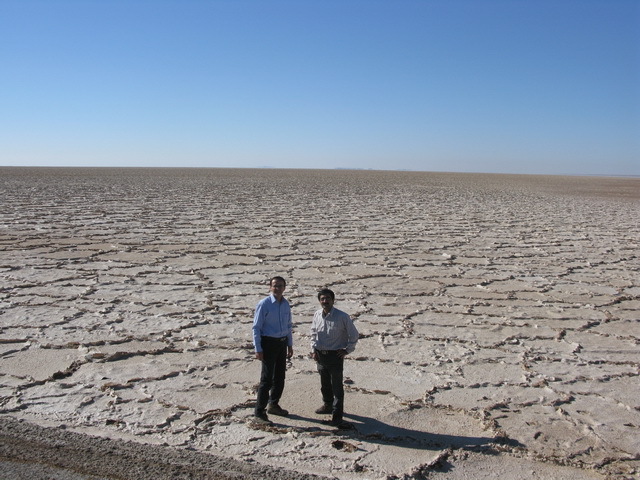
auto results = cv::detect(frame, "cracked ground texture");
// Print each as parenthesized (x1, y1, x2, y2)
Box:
(0, 167, 638, 480)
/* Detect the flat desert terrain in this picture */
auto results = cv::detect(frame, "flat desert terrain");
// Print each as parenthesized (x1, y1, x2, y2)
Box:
(0, 167, 638, 479)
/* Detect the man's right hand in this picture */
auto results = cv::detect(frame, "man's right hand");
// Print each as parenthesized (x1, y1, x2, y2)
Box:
(255, 352, 264, 360)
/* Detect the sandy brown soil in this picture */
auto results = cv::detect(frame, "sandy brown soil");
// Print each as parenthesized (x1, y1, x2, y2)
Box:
(0, 168, 638, 479)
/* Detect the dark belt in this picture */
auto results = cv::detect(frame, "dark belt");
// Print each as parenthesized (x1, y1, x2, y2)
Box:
(262, 336, 288, 343)
(315, 349, 338, 355)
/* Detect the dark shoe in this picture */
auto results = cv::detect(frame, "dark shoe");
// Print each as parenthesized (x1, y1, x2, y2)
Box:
(267, 403, 289, 416)
(315, 404, 332, 414)
(334, 420, 353, 430)
(323, 418, 352, 430)
(253, 413, 272, 425)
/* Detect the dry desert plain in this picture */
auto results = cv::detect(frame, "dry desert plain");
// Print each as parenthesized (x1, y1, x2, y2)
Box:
(0, 167, 639, 479)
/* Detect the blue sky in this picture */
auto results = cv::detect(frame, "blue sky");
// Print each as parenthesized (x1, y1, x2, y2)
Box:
(2, 0, 639, 175)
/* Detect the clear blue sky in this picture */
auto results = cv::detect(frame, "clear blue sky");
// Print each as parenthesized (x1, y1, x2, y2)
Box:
(2, 0, 639, 175)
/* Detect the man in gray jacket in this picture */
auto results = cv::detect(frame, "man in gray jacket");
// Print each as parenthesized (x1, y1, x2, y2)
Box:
(310, 288, 359, 428)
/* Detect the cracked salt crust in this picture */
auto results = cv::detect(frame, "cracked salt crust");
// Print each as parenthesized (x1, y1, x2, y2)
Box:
(0, 168, 638, 479)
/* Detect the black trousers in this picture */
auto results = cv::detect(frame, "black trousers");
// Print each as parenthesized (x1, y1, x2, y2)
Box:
(316, 350, 345, 421)
(255, 336, 288, 414)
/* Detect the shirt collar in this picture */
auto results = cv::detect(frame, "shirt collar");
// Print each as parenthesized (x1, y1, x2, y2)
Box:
(269, 293, 283, 303)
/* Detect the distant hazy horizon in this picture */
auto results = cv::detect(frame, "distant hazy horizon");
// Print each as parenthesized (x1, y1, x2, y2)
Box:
(2, 165, 639, 180)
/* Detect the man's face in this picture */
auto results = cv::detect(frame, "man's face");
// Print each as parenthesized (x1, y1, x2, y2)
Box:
(270, 279, 286, 299)
(319, 294, 334, 313)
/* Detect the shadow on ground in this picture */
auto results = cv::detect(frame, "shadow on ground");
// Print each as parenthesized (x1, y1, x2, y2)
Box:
(279, 412, 520, 452)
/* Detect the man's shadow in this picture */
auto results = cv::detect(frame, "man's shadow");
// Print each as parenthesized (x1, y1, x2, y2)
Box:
(286, 412, 521, 452)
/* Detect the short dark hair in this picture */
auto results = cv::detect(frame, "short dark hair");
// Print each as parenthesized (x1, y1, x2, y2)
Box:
(317, 288, 335, 301)
(270, 276, 286, 287)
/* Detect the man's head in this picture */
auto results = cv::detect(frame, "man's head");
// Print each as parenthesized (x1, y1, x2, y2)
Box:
(317, 288, 335, 314)
(269, 276, 286, 300)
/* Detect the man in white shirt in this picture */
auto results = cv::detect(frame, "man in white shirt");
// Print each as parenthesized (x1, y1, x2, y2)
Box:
(310, 288, 359, 428)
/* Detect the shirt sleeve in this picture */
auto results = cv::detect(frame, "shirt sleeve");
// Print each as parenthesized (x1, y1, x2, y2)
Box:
(286, 301, 293, 347)
(344, 314, 359, 354)
(310, 312, 318, 350)
(252, 300, 265, 353)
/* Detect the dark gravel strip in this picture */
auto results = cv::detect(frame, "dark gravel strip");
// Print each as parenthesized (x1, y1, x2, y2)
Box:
(0, 416, 329, 480)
